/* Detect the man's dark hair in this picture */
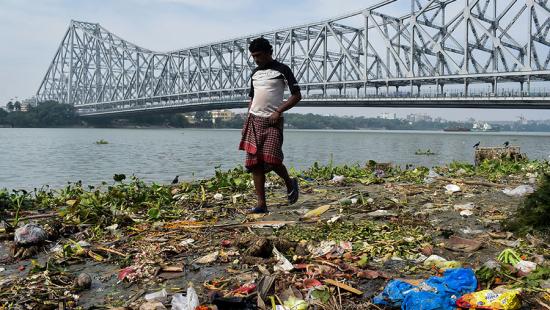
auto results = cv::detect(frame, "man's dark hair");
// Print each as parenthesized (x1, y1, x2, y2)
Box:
(249, 37, 273, 54)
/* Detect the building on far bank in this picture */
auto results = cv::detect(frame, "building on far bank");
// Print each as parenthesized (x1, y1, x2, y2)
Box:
(379, 112, 397, 120)
(19, 97, 38, 112)
(406, 113, 432, 122)
(210, 110, 235, 121)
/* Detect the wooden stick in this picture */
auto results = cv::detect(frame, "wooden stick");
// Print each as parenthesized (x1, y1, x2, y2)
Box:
(7, 212, 58, 221)
(323, 279, 363, 295)
(94, 246, 128, 258)
(435, 176, 509, 188)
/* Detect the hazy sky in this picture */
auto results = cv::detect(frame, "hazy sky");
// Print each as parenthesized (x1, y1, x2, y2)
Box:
(1, 0, 549, 121)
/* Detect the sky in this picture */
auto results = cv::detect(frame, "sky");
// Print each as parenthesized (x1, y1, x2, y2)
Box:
(0, 0, 549, 121)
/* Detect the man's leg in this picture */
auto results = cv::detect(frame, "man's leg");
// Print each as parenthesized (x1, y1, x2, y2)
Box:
(251, 167, 267, 210)
(273, 164, 299, 204)
(272, 164, 293, 192)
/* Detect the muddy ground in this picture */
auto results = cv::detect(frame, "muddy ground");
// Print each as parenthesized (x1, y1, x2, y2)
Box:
(1, 162, 549, 309)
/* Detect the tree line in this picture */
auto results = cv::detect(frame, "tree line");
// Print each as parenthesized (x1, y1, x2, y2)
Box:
(0, 101, 80, 127)
(2, 100, 550, 131)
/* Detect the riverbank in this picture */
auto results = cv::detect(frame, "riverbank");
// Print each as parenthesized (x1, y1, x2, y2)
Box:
(1, 160, 549, 309)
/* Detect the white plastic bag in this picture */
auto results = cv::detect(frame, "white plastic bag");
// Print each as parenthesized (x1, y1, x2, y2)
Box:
(145, 288, 167, 301)
(14, 224, 47, 246)
(171, 286, 199, 310)
(502, 185, 534, 197)
(445, 184, 461, 193)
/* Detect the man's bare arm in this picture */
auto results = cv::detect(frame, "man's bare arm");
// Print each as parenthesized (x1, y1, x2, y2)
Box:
(277, 91, 302, 113)
(268, 91, 302, 123)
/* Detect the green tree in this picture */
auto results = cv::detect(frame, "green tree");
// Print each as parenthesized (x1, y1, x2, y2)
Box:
(6, 101, 14, 112)
(13, 101, 21, 112)
(0, 107, 7, 125)
(194, 111, 213, 128)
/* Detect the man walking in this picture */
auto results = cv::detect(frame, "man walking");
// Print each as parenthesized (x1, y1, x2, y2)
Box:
(239, 37, 302, 213)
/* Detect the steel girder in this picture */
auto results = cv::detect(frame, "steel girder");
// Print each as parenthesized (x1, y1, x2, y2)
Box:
(36, 0, 550, 115)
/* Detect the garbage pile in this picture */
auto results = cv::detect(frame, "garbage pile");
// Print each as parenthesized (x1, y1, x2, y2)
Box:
(0, 160, 549, 309)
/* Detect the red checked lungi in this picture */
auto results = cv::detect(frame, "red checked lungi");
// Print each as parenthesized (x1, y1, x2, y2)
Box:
(239, 113, 284, 171)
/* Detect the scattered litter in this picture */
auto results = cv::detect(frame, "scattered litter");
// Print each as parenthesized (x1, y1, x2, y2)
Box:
(139, 301, 167, 310)
(14, 224, 47, 246)
(460, 210, 474, 217)
(232, 194, 244, 204)
(457, 288, 522, 310)
(247, 220, 294, 228)
(367, 209, 396, 217)
(514, 260, 537, 274)
(144, 288, 168, 301)
(502, 185, 534, 197)
(232, 283, 256, 296)
(445, 235, 482, 253)
(302, 204, 330, 219)
(324, 279, 363, 295)
(308, 241, 336, 257)
(461, 227, 485, 235)
(179, 238, 195, 246)
(281, 296, 307, 310)
(161, 265, 183, 272)
(171, 286, 199, 310)
(374, 169, 386, 178)
(118, 267, 136, 281)
(330, 175, 345, 183)
(77, 240, 91, 248)
(273, 247, 293, 272)
(454, 202, 475, 211)
(1, 159, 548, 309)
(105, 224, 118, 235)
(422, 255, 460, 269)
(194, 251, 219, 264)
(424, 170, 441, 184)
(445, 184, 461, 193)
(374, 268, 477, 309)
(74, 272, 92, 290)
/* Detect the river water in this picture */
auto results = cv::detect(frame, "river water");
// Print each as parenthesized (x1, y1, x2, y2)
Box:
(1, 128, 549, 190)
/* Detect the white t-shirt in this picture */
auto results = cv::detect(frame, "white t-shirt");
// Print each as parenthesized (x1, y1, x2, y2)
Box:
(249, 60, 300, 118)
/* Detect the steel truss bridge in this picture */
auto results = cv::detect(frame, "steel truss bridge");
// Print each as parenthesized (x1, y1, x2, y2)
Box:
(36, 0, 550, 117)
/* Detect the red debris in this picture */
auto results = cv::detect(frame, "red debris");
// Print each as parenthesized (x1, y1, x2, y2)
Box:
(303, 278, 323, 289)
(232, 283, 257, 295)
(117, 266, 136, 281)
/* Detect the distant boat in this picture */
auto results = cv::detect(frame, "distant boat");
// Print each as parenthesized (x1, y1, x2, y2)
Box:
(472, 122, 500, 132)
(443, 127, 471, 132)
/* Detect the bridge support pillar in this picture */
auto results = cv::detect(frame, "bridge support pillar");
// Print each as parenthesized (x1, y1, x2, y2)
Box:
(492, 78, 498, 95)
(375, 86, 379, 96)
(417, 84, 421, 95)
(439, 83, 444, 95)
(464, 79, 469, 96)
(527, 76, 531, 95)
(520, 81, 524, 95)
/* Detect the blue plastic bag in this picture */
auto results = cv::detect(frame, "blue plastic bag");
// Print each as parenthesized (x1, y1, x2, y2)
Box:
(373, 268, 477, 310)
(372, 280, 415, 307)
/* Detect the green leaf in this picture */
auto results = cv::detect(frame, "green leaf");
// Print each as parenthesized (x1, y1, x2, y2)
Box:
(147, 207, 160, 220)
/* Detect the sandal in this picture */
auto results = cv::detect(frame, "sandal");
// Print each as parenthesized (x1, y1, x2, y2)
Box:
(287, 178, 299, 205)
(248, 206, 268, 214)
